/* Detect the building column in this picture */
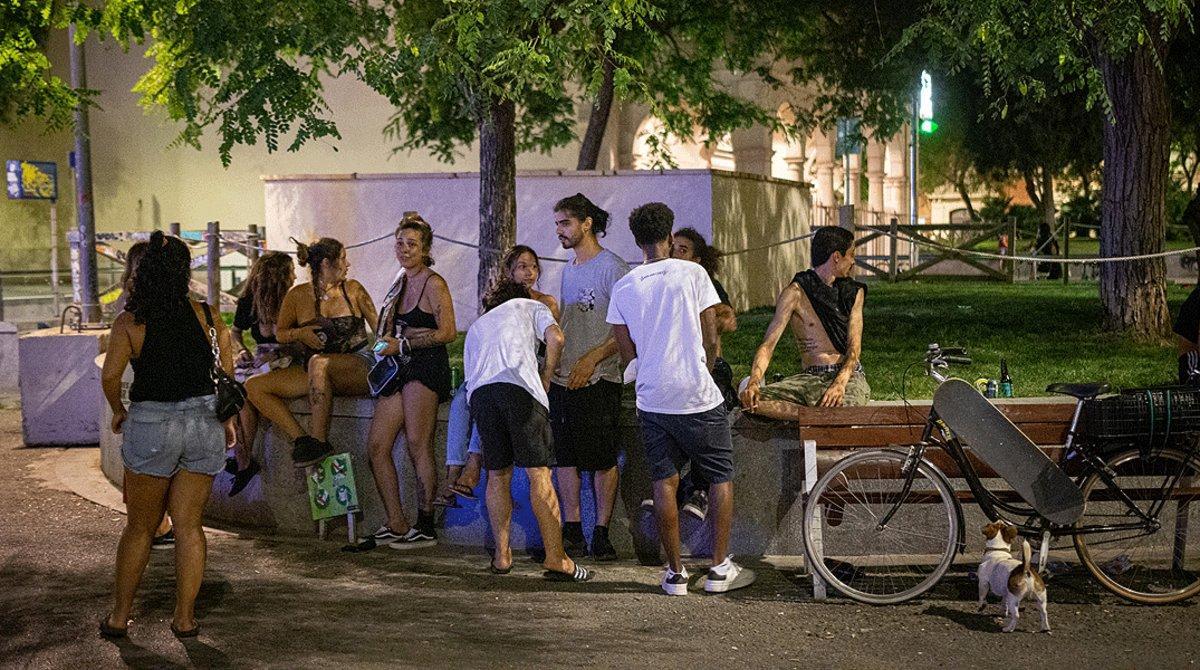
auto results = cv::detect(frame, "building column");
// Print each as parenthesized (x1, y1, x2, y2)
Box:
(731, 125, 774, 177)
(884, 131, 908, 220)
(813, 126, 836, 210)
(866, 136, 886, 214)
(847, 154, 862, 207)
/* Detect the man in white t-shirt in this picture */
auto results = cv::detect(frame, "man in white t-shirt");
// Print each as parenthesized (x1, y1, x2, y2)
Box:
(606, 202, 754, 596)
(464, 279, 592, 583)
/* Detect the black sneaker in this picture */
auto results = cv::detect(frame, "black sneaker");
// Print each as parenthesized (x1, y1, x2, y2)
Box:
(228, 458, 261, 497)
(590, 527, 618, 562)
(223, 456, 239, 476)
(369, 526, 406, 544)
(389, 527, 437, 550)
(682, 490, 709, 520)
(292, 436, 332, 468)
(562, 527, 587, 559)
(151, 530, 175, 551)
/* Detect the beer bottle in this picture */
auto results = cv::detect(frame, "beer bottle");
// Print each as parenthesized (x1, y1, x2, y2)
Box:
(999, 358, 1013, 398)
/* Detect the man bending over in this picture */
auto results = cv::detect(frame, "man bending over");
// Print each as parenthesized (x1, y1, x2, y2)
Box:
(740, 226, 870, 418)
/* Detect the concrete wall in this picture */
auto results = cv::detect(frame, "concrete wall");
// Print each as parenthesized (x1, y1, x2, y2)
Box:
(711, 172, 812, 312)
(264, 170, 811, 328)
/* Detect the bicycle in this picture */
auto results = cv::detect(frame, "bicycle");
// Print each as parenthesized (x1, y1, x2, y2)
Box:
(801, 344, 1200, 605)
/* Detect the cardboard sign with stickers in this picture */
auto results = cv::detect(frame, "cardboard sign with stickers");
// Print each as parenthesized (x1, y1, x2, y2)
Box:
(306, 453, 360, 520)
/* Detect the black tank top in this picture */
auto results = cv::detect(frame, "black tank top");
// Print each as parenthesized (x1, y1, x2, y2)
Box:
(129, 302, 215, 402)
(393, 278, 439, 333)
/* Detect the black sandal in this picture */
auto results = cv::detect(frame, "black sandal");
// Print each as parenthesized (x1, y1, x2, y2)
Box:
(543, 562, 593, 583)
(99, 618, 128, 639)
(488, 561, 512, 575)
(171, 622, 200, 638)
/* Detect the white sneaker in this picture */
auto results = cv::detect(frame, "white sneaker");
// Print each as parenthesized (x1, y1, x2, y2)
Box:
(661, 566, 690, 596)
(704, 556, 756, 593)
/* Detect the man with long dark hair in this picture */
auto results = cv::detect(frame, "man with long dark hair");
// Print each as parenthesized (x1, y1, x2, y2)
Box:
(550, 193, 629, 561)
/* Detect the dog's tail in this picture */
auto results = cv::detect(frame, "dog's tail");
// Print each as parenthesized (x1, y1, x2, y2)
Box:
(1021, 539, 1033, 576)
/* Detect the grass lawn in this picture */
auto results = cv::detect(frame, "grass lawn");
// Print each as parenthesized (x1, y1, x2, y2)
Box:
(439, 279, 1192, 401)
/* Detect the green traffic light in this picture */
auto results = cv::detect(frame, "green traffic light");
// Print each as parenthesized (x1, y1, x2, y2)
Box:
(919, 119, 939, 134)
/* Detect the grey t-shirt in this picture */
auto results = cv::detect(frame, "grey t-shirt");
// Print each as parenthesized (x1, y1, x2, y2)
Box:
(554, 248, 631, 386)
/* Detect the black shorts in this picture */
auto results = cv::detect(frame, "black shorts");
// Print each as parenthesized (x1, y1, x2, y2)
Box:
(638, 404, 734, 484)
(549, 380, 622, 471)
(469, 383, 554, 471)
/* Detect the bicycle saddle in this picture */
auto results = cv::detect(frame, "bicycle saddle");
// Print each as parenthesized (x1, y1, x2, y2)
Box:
(1045, 382, 1111, 400)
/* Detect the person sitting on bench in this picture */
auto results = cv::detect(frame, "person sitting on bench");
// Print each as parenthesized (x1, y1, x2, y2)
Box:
(740, 226, 870, 419)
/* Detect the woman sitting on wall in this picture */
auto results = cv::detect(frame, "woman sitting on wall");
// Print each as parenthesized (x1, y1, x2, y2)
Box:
(365, 213, 457, 549)
(245, 238, 377, 467)
(100, 231, 235, 638)
(226, 251, 296, 495)
(435, 244, 559, 508)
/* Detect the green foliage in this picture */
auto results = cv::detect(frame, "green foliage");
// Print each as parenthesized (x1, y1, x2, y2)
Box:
(903, 0, 1192, 122)
(0, 1, 96, 129)
(103, 0, 384, 166)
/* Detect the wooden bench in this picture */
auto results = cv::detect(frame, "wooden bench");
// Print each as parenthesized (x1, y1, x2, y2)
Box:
(794, 397, 1078, 599)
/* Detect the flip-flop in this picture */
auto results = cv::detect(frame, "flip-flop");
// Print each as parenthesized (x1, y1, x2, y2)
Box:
(432, 492, 462, 509)
(99, 618, 128, 639)
(543, 563, 593, 583)
(171, 623, 200, 639)
(488, 561, 513, 575)
(449, 482, 477, 501)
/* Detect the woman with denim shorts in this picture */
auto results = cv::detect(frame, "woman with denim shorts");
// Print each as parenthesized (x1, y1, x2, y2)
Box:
(100, 231, 236, 639)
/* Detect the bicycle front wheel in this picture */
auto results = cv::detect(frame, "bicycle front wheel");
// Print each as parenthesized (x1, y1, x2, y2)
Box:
(802, 449, 959, 604)
(1075, 446, 1200, 604)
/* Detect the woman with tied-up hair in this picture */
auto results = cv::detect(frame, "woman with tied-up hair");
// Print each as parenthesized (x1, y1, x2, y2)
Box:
(363, 212, 457, 550)
(244, 237, 378, 468)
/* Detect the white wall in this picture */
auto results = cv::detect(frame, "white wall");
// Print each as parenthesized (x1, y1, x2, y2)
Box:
(264, 170, 719, 329)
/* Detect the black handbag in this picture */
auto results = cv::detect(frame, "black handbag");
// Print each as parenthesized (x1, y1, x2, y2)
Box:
(202, 303, 248, 422)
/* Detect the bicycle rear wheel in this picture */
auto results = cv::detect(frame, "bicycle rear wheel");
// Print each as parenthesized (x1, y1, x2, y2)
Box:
(802, 449, 959, 604)
(1074, 446, 1200, 604)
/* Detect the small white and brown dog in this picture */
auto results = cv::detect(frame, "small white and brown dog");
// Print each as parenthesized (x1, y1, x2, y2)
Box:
(977, 521, 1050, 633)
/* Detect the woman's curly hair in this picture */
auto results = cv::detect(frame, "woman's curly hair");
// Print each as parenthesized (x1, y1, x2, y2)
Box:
(244, 252, 294, 325)
(127, 231, 193, 325)
(482, 278, 532, 312)
(673, 227, 722, 277)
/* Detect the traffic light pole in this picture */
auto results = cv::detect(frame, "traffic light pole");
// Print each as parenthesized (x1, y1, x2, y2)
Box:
(909, 87, 919, 230)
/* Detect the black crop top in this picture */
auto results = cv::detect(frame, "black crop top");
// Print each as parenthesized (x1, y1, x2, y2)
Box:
(233, 294, 278, 346)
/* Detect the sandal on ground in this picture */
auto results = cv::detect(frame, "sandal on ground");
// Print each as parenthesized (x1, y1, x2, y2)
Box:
(543, 562, 593, 583)
(99, 618, 128, 639)
(170, 622, 200, 638)
(488, 561, 513, 575)
(448, 482, 477, 501)
(228, 458, 261, 497)
(432, 492, 462, 508)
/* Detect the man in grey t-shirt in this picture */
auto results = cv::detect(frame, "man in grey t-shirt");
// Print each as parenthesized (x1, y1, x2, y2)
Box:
(550, 193, 630, 562)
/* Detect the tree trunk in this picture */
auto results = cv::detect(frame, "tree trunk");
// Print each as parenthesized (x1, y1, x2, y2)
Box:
(1096, 43, 1172, 339)
(477, 98, 517, 304)
(955, 175, 979, 221)
(576, 56, 616, 171)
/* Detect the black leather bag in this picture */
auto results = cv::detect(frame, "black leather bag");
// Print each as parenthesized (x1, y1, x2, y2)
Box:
(201, 303, 247, 422)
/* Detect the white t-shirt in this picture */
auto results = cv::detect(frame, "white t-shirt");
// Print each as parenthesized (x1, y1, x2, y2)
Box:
(606, 258, 723, 414)
(464, 298, 557, 408)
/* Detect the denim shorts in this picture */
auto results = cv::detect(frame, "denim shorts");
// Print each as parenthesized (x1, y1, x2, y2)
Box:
(121, 395, 226, 478)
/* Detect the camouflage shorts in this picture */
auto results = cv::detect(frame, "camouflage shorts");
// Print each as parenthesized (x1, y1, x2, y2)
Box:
(758, 370, 871, 407)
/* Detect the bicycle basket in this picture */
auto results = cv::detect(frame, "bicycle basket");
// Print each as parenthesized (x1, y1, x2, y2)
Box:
(1079, 386, 1200, 445)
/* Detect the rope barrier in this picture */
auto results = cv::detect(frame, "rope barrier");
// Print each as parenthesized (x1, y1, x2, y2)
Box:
(862, 225, 1200, 265)
(211, 227, 818, 266)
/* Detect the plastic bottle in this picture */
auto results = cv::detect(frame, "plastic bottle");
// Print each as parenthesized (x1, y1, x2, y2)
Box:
(999, 358, 1013, 398)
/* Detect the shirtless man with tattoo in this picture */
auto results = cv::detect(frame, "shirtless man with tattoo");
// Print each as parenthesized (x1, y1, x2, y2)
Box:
(739, 226, 870, 419)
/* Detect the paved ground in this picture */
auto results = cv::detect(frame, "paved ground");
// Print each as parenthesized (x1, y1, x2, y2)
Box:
(1, 402, 1197, 669)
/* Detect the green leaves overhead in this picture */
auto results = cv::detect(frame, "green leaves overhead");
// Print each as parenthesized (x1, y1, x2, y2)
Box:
(0, 1, 92, 129)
